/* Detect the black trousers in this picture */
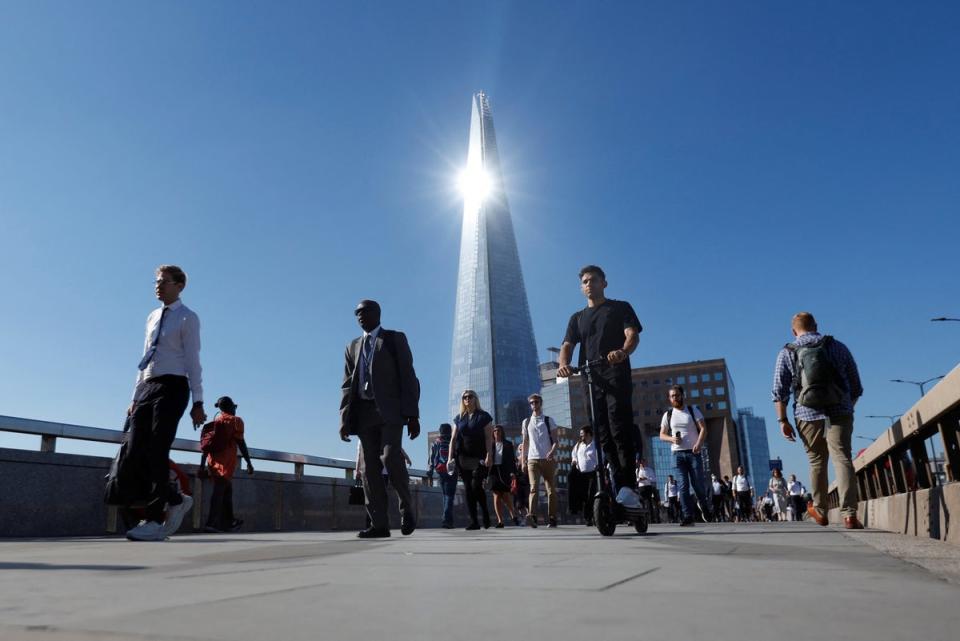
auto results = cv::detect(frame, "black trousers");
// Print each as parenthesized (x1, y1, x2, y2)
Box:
(128, 375, 190, 522)
(585, 370, 637, 490)
(206, 477, 235, 529)
(355, 401, 412, 530)
(575, 469, 597, 520)
(459, 462, 490, 526)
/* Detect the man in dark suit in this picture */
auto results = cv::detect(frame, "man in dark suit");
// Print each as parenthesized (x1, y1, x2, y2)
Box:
(340, 299, 421, 538)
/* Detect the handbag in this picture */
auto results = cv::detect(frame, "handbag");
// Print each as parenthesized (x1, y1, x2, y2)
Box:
(348, 479, 365, 506)
(481, 467, 493, 492)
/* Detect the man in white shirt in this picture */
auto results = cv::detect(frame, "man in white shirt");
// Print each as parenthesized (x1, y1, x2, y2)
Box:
(124, 265, 205, 541)
(711, 474, 726, 522)
(521, 393, 558, 528)
(659, 385, 711, 526)
(571, 425, 598, 526)
(731, 466, 752, 522)
(636, 458, 658, 523)
(788, 474, 806, 522)
(664, 475, 680, 523)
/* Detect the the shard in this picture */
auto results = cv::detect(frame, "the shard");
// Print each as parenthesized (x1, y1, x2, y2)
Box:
(448, 92, 540, 426)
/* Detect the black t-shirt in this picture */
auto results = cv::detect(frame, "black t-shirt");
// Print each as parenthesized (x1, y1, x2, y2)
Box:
(563, 299, 642, 372)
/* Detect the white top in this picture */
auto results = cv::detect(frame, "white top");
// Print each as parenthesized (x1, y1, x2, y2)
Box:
(732, 474, 750, 492)
(572, 440, 597, 473)
(660, 405, 705, 452)
(712, 480, 722, 494)
(494, 441, 504, 465)
(134, 300, 203, 403)
(358, 325, 381, 400)
(524, 414, 555, 460)
(636, 464, 656, 487)
(788, 480, 804, 496)
(664, 480, 679, 498)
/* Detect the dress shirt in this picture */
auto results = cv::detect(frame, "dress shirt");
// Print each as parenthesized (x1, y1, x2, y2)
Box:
(572, 440, 598, 473)
(788, 481, 804, 496)
(636, 464, 656, 487)
(358, 325, 381, 400)
(732, 474, 750, 493)
(134, 299, 202, 403)
(771, 332, 863, 422)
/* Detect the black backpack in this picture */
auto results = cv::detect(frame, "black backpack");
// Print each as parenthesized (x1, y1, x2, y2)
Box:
(665, 405, 698, 436)
(785, 336, 844, 411)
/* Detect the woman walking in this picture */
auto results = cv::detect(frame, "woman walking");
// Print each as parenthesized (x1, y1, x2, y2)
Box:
(449, 390, 493, 530)
(768, 468, 789, 522)
(489, 425, 519, 527)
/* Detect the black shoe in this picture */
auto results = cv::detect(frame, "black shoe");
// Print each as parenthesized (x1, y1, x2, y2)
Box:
(526, 515, 538, 528)
(495, 522, 504, 528)
(442, 522, 454, 529)
(585, 518, 594, 527)
(483, 516, 491, 529)
(465, 522, 481, 531)
(548, 517, 558, 529)
(680, 518, 695, 527)
(401, 511, 416, 536)
(227, 519, 243, 532)
(357, 527, 391, 538)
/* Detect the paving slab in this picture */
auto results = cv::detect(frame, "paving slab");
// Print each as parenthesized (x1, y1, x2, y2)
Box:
(1, 522, 957, 641)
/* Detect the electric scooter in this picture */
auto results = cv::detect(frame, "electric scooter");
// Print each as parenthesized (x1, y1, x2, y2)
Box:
(570, 357, 649, 536)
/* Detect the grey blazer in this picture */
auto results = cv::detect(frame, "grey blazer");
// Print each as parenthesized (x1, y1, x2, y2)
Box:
(340, 329, 420, 434)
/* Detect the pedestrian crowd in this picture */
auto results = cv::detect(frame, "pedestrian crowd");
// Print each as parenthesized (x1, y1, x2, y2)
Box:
(106, 264, 864, 541)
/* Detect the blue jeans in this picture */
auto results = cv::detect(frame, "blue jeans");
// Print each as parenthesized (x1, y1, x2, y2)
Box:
(439, 474, 458, 526)
(675, 451, 710, 521)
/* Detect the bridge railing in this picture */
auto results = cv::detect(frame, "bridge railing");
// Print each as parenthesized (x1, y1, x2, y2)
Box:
(0, 414, 430, 480)
(828, 363, 960, 508)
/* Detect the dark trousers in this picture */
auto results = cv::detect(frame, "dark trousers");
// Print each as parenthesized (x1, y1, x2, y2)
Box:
(586, 371, 637, 491)
(575, 469, 597, 521)
(712, 496, 726, 521)
(356, 400, 412, 530)
(668, 496, 681, 522)
(791, 494, 805, 520)
(459, 463, 490, 526)
(128, 375, 189, 522)
(206, 477, 234, 529)
(439, 474, 458, 526)
(736, 491, 752, 520)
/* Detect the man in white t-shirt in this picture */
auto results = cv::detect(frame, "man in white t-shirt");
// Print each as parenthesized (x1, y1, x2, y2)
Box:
(571, 425, 598, 526)
(659, 385, 711, 526)
(664, 475, 680, 523)
(731, 466, 752, 522)
(521, 393, 558, 528)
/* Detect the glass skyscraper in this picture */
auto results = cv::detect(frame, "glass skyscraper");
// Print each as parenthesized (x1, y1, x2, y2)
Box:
(736, 407, 771, 492)
(448, 92, 540, 426)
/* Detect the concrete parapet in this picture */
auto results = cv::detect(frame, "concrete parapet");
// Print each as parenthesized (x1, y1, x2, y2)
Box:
(829, 480, 959, 545)
(0, 447, 474, 537)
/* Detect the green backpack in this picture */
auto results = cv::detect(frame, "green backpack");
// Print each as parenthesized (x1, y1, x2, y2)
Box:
(785, 336, 844, 411)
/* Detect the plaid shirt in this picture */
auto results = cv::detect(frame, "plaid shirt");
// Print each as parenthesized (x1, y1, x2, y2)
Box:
(772, 332, 863, 422)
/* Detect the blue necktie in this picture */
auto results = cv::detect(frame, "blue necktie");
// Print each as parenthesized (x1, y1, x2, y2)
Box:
(359, 334, 373, 396)
(138, 307, 168, 371)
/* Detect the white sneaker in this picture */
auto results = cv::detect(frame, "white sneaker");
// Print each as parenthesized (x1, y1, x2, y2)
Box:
(126, 520, 166, 541)
(162, 494, 194, 538)
(615, 487, 641, 509)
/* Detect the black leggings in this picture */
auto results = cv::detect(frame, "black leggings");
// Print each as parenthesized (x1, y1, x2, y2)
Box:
(459, 463, 490, 526)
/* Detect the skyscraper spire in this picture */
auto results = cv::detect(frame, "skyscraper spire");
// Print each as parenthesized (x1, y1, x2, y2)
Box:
(449, 92, 540, 425)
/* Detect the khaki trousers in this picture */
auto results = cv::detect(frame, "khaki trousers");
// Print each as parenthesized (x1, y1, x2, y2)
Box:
(527, 459, 558, 519)
(797, 415, 859, 518)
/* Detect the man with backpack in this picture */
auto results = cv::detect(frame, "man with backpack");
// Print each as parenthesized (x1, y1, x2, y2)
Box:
(659, 385, 712, 526)
(772, 312, 864, 529)
(521, 393, 559, 528)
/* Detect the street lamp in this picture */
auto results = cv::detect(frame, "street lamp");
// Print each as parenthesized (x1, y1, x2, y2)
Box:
(855, 435, 878, 443)
(890, 376, 945, 397)
(931, 317, 960, 322)
(865, 414, 902, 426)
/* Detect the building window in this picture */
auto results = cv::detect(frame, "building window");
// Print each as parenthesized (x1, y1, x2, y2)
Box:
(689, 375, 698, 383)
(716, 387, 725, 396)
(706, 403, 714, 410)
(690, 389, 700, 398)
(644, 409, 651, 416)
(703, 388, 712, 396)
(676, 376, 685, 384)
(718, 401, 728, 409)
(641, 380, 648, 387)
(653, 379, 660, 385)
(714, 372, 724, 381)
(665, 377, 672, 385)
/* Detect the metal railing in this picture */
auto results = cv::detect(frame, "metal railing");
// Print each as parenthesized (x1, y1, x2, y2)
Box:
(828, 363, 960, 508)
(0, 414, 430, 480)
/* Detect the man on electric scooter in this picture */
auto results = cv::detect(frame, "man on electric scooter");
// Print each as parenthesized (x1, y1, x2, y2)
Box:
(557, 265, 642, 509)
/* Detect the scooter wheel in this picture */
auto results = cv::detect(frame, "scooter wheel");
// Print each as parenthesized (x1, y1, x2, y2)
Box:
(593, 496, 616, 536)
(633, 516, 648, 534)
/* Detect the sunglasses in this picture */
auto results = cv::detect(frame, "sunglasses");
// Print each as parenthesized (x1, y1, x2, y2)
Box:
(462, 394, 475, 400)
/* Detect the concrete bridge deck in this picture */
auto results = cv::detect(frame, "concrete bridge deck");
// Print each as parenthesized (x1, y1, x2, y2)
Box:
(1, 523, 958, 641)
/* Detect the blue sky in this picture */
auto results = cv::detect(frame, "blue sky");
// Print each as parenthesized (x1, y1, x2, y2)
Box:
(1, 2, 958, 482)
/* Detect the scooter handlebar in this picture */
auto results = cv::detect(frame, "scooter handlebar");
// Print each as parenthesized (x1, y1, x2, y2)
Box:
(566, 357, 609, 374)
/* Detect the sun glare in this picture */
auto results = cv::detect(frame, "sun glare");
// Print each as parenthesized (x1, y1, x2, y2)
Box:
(457, 167, 492, 202)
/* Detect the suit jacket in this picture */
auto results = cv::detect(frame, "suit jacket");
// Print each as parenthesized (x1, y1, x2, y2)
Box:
(340, 329, 419, 434)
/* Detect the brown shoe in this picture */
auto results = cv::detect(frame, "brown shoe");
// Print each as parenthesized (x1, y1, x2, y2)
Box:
(844, 516, 864, 530)
(806, 501, 828, 527)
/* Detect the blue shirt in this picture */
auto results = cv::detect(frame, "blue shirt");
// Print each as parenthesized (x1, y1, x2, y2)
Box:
(772, 332, 863, 422)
